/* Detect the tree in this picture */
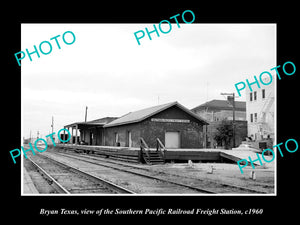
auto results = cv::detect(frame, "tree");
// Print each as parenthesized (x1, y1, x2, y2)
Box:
(213, 119, 233, 149)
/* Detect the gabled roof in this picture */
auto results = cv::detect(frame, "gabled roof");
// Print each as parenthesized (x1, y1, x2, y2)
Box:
(104, 101, 209, 128)
(191, 99, 246, 112)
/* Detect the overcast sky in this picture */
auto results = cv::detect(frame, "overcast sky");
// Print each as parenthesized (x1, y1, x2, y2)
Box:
(21, 23, 276, 139)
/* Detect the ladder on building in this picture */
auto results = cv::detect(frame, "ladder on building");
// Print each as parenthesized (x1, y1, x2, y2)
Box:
(140, 138, 165, 165)
(258, 92, 274, 137)
(258, 92, 274, 123)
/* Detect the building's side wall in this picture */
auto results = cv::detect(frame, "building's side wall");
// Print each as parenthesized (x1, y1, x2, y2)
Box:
(104, 123, 141, 147)
(214, 110, 246, 121)
(91, 127, 102, 145)
(140, 120, 204, 148)
(246, 77, 275, 141)
(104, 105, 205, 149)
(79, 127, 103, 145)
(192, 108, 246, 122)
(80, 128, 90, 144)
(141, 105, 205, 148)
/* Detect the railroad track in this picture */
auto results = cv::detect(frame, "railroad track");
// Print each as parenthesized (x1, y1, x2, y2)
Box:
(26, 154, 135, 194)
(55, 151, 271, 194)
(43, 152, 216, 194)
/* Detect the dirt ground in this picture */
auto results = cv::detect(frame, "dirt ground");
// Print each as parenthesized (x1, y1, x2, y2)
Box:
(41, 147, 276, 194)
(141, 161, 275, 194)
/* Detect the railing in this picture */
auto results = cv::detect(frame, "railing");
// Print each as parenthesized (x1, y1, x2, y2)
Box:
(140, 137, 151, 164)
(156, 138, 166, 159)
(258, 92, 274, 123)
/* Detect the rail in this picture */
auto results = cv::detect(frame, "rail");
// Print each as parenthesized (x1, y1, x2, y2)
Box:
(156, 138, 166, 159)
(55, 152, 217, 194)
(35, 154, 135, 194)
(140, 138, 151, 164)
(27, 156, 70, 194)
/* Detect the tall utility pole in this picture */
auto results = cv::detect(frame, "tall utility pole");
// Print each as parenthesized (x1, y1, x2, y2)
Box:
(85, 106, 88, 122)
(221, 92, 236, 148)
(51, 116, 54, 133)
(51, 116, 55, 143)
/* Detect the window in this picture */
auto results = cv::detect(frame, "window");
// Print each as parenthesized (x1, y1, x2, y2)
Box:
(254, 113, 257, 122)
(250, 93, 253, 101)
(250, 114, 253, 122)
(254, 91, 257, 101)
(262, 89, 265, 99)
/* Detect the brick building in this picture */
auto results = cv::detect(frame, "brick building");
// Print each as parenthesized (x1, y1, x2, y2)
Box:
(103, 102, 208, 148)
(191, 99, 246, 122)
(191, 99, 247, 149)
(64, 102, 208, 149)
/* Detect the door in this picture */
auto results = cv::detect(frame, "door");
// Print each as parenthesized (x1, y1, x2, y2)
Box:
(165, 131, 180, 148)
(128, 131, 132, 147)
(90, 131, 93, 145)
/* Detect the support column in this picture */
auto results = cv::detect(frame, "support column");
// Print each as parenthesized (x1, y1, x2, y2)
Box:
(204, 125, 207, 148)
(63, 126, 66, 145)
(75, 124, 78, 145)
(71, 126, 74, 144)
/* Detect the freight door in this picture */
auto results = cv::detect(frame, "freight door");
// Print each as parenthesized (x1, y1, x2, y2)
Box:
(165, 132, 180, 148)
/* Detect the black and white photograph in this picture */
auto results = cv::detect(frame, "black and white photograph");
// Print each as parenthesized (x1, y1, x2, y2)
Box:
(21, 23, 276, 195)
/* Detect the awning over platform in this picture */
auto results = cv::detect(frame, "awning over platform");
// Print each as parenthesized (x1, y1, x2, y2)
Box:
(63, 117, 118, 145)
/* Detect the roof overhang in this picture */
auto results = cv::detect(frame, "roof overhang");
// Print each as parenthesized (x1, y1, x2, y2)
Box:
(64, 122, 105, 128)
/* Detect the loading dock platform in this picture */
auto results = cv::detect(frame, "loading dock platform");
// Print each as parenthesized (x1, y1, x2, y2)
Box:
(219, 150, 273, 166)
(54, 144, 270, 166)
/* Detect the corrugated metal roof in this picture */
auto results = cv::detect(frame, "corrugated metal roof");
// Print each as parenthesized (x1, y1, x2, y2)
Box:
(104, 101, 208, 128)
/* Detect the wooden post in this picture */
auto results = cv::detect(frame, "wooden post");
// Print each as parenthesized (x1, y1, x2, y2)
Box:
(85, 106, 88, 122)
(51, 116, 54, 134)
(75, 124, 78, 145)
(71, 126, 74, 144)
(232, 93, 236, 148)
(204, 124, 208, 148)
(63, 127, 66, 145)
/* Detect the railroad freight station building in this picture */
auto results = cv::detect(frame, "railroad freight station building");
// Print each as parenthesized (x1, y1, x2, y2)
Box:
(64, 102, 209, 149)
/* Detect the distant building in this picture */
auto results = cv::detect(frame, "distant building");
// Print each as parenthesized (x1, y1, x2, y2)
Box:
(64, 102, 208, 149)
(191, 99, 247, 149)
(191, 99, 246, 122)
(246, 77, 274, 141)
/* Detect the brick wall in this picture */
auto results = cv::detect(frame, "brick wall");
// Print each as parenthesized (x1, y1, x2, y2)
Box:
(193, 108, 246, 122)
(104, 123, 141, 147)
(140, 120, 204, 148)
(104, 105, 205, 149)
